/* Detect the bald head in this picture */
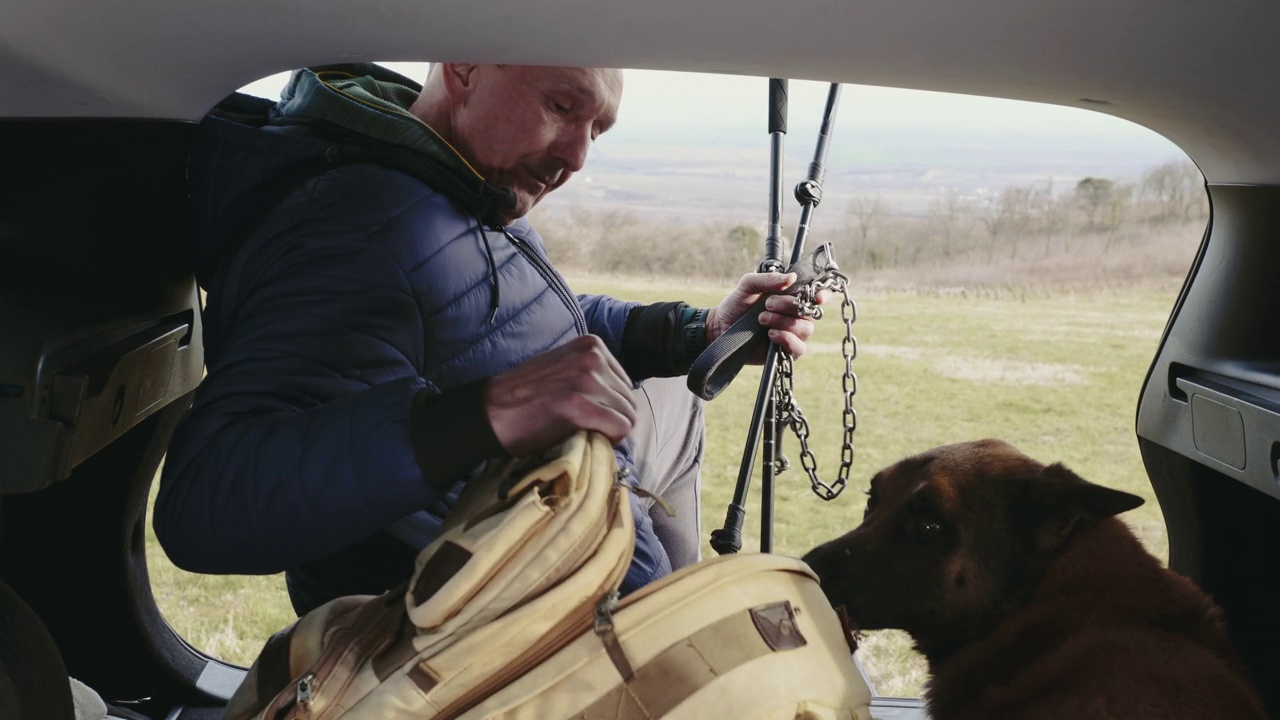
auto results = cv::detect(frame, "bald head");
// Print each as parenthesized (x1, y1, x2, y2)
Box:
(410, 64, 623, 224)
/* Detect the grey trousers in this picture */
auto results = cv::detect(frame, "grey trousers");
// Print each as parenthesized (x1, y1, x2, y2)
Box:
(627, 376, 707, 570)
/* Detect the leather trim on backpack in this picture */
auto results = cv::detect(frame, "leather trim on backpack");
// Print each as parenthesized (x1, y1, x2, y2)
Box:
(255, 624, 298, 710)
(409, 662, 441, 694)
(581, 604, 791, 718)
(371, 616, 418, 682)
(411, 541, 473, 606)
(750, 601, 808, 652)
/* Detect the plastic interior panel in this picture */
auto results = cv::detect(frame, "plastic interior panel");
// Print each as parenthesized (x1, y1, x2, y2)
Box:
(1136, 183, 1280, 718)
(0, 120, 205, 494)
(0, 118, 220, 719)
(1138, 184, 1280, 497)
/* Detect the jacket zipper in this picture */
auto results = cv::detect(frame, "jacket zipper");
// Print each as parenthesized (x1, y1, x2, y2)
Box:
(498, 228, 588, 336)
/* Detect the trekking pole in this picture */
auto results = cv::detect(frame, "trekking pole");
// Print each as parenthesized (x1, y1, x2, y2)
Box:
(709, 81, 843, 556)
(788, 83, 842, 270)
(708, 78, 787, 556)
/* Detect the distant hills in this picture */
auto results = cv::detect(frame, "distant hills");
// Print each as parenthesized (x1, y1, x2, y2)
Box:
(544, 119, 1190, 224)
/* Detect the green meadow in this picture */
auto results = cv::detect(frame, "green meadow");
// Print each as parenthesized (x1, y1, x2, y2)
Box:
(146, 278, 1181, 699)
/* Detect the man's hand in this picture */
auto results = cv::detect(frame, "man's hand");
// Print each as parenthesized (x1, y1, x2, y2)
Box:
(486, 335, 638, 456)
(706, 272, 831, 361)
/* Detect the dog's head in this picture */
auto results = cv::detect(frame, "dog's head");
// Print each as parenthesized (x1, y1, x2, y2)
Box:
(802, 438, 1144, 659)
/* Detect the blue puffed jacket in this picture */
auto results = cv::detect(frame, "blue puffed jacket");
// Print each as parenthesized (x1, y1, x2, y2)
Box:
(154, 64, 672, 612)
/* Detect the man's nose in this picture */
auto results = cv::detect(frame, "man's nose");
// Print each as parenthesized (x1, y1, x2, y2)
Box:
(553, 124, 592, 173)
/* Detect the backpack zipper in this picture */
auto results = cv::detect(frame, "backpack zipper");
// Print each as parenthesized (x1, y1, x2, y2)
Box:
(435, 484, 629, 719)
(295, 673, 315, 717)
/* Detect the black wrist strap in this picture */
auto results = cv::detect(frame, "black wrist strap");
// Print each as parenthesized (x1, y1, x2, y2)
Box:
(622, 301, 690, 380)
(686, 243, 836, 401)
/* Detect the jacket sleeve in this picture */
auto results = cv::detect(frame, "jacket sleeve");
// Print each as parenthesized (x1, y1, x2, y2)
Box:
(577, 293, 638, 360)
(580, 294, 703, 382)
(155, 178, 500, 575)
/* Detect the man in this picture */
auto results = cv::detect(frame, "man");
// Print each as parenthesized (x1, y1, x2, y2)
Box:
(155, 62, 823, 615)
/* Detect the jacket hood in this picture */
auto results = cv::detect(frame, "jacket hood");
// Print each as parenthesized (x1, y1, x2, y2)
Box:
(190, 63, 517, 286)
(276, 64, 478, 180)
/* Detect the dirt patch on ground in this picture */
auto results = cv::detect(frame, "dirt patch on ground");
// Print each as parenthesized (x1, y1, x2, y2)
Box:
(931, 356, 1088, 386)
(814, 344, 1087, 386)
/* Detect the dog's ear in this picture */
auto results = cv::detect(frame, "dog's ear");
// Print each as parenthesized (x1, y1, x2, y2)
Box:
(1024, 463, 1145, 553)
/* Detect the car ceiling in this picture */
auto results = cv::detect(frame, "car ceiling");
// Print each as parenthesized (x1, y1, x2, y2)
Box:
(2, 0, 1278, 185)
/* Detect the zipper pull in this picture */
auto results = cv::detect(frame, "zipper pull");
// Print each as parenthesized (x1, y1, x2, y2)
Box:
(593, 591, 635, 681)
(296, 673, 316, 717)
(629, 486, 676, 518)
(593, 591, 620, 635)
(614, 467, 676, 517)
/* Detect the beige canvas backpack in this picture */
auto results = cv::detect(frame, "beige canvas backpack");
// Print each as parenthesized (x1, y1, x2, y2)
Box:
(223, 431, 873, 720)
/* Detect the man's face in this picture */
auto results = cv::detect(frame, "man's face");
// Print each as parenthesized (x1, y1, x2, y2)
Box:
(449, 65, 622, 223)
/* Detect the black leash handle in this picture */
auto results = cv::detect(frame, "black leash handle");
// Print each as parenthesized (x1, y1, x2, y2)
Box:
(687, 242, 837, 401)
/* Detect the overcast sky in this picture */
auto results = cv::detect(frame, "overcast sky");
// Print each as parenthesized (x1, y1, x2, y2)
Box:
(242, 62, 1181, 152)
(240, 63, 1189, 217)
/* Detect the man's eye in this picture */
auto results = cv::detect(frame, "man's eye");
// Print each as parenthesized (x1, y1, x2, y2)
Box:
(863, 490, 876, 515)
(550, 100, 571, 114)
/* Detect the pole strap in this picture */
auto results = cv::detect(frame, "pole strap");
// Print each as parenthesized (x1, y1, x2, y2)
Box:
(687, 243, 836, 401)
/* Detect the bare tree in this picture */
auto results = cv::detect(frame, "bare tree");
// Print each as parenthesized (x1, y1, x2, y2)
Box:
(1142, 161, 1206, 223)
(1100, 182, 1135, 250)
(846, 195, 888, 247)
(927, 187, 968, 262)
(982, 185, 1037, 261)
(1032, 180, 1072, 256)
(726, 224, 762, 266)
(1075, 177, 1114, 231)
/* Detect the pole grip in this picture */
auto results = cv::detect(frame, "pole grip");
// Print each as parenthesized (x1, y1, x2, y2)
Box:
(768, 78, 789, 135)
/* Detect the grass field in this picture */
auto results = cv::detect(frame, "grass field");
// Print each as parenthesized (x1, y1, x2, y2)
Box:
(145, 277, 1182, 699)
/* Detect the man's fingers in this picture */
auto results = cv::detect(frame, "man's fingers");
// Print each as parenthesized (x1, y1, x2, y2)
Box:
(486, 334, 638, 455)
(724, 271, 838, 366)
(759, 299, 818, 333)
(736, 271, 797, 296)
(757, 305, 815, 360)
(573, 337, 637, 421)
(597, 337, 634, 390)
(576, 396, 636, 445)
(759, 312, 815, 339)
(767, 291, 836, 316)
(563, 334, 632, 387)
(768, 329, 809, 359)
(579, 366, 639, 424)
(763, 295, 810, 318)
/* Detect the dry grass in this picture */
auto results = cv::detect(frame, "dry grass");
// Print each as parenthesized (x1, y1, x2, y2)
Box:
(145, 272, 1188, 700)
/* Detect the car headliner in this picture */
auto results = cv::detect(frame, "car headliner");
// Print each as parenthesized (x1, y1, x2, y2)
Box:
(2, 0, 1277, 186)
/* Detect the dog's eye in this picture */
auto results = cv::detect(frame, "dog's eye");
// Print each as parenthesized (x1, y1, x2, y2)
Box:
(915, 519, 942, 539)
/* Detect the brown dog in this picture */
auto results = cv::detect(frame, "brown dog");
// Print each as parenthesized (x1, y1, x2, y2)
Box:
(802, 438, 1267, 720)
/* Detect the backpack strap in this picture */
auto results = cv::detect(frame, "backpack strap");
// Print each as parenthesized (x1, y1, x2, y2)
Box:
(583, 600, 807, 717)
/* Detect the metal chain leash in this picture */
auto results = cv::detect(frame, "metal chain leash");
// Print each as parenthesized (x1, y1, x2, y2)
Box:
(772, 265, 858, 500)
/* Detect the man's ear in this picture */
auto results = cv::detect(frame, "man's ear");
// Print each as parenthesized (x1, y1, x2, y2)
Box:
(440, 64, 479, 98)
(1022, 463, 1145, 553)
